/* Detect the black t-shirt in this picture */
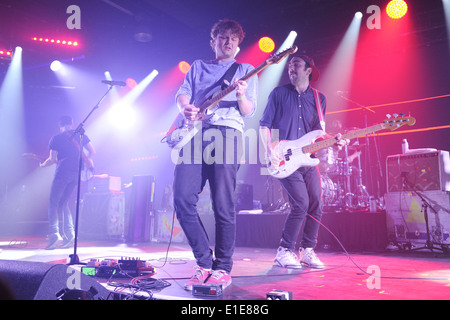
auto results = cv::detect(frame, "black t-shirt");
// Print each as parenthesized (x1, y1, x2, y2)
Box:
(49, 130, 90, 178)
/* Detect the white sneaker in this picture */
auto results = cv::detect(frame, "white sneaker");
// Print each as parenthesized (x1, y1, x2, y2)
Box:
(45, 233, 63, 250)
(299, 248, 324, 269)
(274, 247, 302, 269)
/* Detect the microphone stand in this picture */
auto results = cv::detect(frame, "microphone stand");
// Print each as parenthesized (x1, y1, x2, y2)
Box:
(67, 85, 114, 265)
(337, 93, 382, 202)
(401, 175, 446, 254)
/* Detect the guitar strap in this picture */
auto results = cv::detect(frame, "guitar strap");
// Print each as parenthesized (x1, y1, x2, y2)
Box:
(64, 131, 93, 169)
(312, 88, 326, 131)
(220, 62, 240, 90)
(164, 62, 240, 137)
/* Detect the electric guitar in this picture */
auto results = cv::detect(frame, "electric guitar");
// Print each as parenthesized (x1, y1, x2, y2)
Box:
(267, 115, 416, 179)
(161, 45, 298, 150)
(23, 152, 94, 182)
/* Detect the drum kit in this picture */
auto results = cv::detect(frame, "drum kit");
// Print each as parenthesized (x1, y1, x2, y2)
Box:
(318, 134, 371, 211)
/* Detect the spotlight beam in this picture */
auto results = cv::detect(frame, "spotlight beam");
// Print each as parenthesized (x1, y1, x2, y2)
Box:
(0, 46, 26, 185)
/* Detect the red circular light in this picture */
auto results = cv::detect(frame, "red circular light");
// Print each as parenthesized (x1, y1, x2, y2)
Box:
(178, 61, 191, 74)
(259, 37, 275, 53)
(126, 78, 138, 89)
(386, 0, 408, 19)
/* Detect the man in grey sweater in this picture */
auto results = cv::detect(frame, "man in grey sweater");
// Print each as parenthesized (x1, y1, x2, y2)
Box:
(173, 19, 257, 290)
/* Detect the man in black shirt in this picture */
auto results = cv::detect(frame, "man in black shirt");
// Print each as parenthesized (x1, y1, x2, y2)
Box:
(260, 55, 347, 269)
(40, 116, 95, 250)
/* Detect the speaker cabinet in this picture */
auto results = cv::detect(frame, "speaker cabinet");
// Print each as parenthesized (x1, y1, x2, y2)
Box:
(80, 192, 125, 240)
(385, 191, 450, 246)
(386, 151, 450, 192)
(126, 175, 155, 243)
(0, 260, 110, 300)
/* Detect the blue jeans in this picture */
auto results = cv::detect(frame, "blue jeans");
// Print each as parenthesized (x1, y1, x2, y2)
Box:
(48, 174, 76, 238)
(173, 126, 241, 273)
(279, 166, 323, 249)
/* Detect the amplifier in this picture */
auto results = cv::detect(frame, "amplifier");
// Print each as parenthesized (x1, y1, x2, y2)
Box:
(88, 175, 122, 193)
(386, 151, 450, 192)
(80, 192, 125, 239)
(384, 191, 450, 246)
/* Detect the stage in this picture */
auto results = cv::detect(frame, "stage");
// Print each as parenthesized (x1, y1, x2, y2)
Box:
(0, 234, 449, 301)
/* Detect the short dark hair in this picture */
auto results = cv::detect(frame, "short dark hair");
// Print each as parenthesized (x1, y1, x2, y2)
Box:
(210, 19, 245, 44)
(58, 115, 73, 127)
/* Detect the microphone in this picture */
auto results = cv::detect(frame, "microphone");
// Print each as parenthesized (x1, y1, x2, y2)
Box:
(101, 80, 127, 87)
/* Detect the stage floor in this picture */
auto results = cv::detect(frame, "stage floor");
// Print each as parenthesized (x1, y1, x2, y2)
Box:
(0, 236, 449, 300)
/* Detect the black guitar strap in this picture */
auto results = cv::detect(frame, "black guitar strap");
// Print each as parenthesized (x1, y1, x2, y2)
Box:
(220, 62, 240, 90)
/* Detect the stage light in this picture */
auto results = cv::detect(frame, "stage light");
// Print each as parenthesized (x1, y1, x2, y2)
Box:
(0, 50, 12, 57)
(355, 12, 363, 19)
(258, 37, 275, 53)
(32, 36, 80, 47)
(50, 60, 62, 71)
(126, 78, 138, 89)
(178, 61, 191, 74)
(386, 0, 408, 19)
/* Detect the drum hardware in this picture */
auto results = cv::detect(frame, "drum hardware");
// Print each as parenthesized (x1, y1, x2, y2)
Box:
(320, 141, 372, 211)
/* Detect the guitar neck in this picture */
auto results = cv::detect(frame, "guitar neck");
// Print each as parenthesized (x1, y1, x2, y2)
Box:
(302, 123, 385, 154)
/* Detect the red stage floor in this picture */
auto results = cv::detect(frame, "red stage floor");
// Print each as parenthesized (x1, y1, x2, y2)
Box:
(0, 236, 449, 301)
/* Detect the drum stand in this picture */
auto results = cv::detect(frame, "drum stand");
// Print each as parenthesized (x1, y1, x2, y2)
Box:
(333, 143, 371, 211)
(342, 145, 356, 209)
(353, 144, 370, 208)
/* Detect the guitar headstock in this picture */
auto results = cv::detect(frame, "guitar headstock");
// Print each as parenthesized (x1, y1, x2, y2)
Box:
(383, 114, 416, 131)
(267, 45, 298, 65)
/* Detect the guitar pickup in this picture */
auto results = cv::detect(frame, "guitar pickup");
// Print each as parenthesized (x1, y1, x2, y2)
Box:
(284, 149, 293, 161)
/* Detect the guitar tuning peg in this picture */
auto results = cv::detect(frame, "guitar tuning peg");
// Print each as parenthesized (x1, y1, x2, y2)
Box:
(393, 113, 399, 118)
(386, 114, 391, 119)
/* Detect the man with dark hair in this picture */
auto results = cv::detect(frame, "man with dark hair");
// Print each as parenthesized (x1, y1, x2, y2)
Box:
(260, 55, 347, 269)
(173, 19, 257, 290)
(40, 116, 95, 250)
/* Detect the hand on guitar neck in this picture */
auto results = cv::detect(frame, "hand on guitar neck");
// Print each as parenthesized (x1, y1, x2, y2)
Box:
(333, 133, 350, 151)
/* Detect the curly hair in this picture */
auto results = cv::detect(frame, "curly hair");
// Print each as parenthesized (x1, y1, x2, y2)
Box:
(210, 19, 245, 44)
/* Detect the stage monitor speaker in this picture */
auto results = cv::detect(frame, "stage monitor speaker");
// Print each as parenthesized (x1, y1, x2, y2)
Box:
(235, 183, 253, 211)
(80, 192, 125, 240)
(384, 191, 450, 246)
(126, 175, 155, 243)
(0, 260, 110, 300)
(386, 151, 450, 192)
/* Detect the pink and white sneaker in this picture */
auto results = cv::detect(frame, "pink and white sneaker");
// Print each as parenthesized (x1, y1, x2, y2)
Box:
(184, 266, 211, 291)
(204, 270, 232, 289)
